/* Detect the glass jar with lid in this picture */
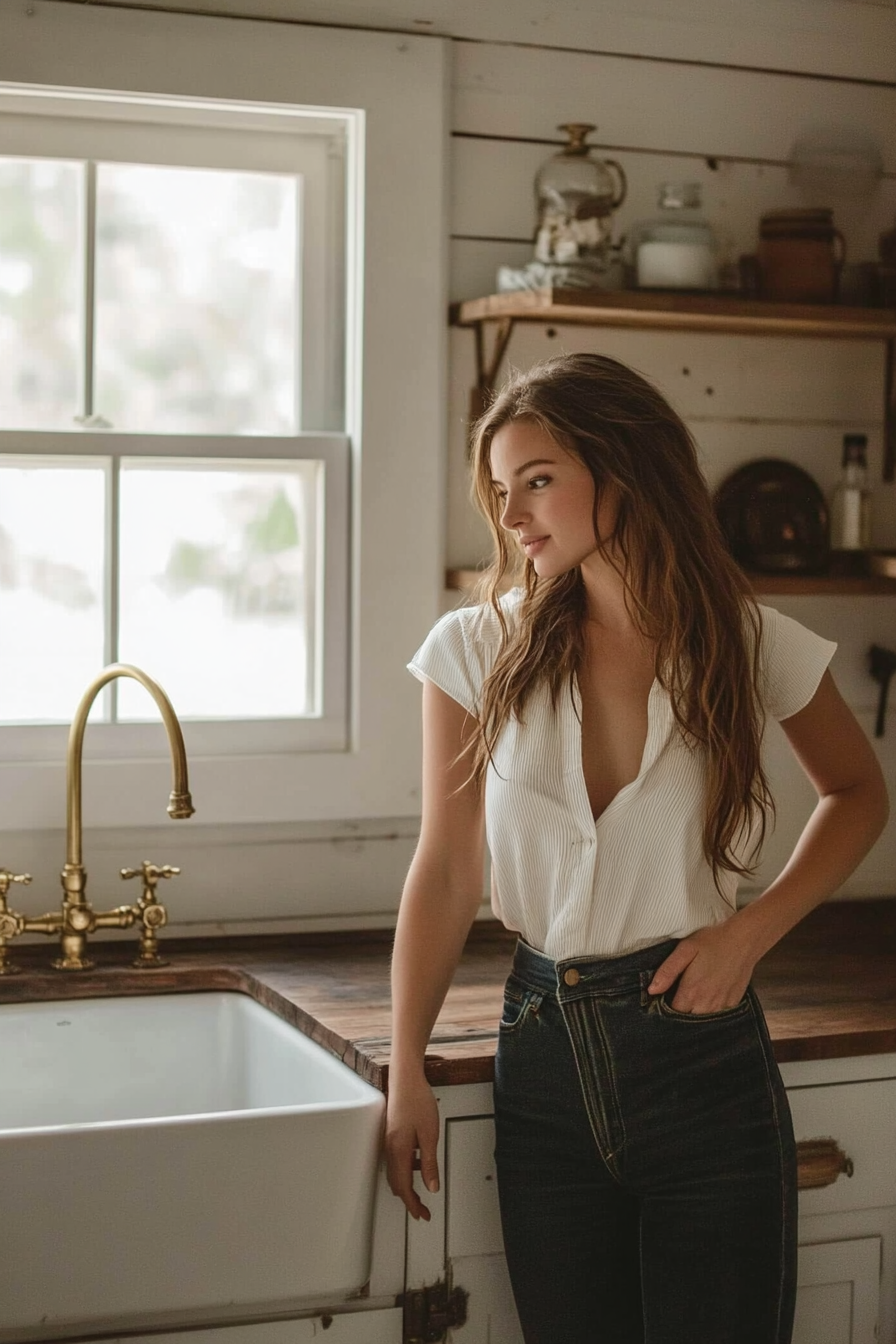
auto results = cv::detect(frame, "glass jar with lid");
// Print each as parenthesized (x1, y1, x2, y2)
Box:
(533, 123, 627, 271)
(630, 182, 718, 290)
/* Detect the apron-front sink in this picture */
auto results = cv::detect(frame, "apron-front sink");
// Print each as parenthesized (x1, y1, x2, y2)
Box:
(0, 991, 385, 1342)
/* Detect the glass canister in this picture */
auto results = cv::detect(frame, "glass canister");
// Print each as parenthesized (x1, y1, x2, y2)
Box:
(630, 183, 718, 290)
(533, 123, 627, 269)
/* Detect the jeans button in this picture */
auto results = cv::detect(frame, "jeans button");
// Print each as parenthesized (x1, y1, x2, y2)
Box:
(563, 967, 580, 986)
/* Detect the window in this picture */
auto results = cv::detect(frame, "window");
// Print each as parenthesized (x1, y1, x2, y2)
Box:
(0, 10, 446, 880)
(0, 89, 352, 753)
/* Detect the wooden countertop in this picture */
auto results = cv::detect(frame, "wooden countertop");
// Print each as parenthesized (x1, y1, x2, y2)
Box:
(2, 899, 895, 1091)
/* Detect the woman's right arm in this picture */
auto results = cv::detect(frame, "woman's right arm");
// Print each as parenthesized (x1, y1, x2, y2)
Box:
(386, 678, 486, 1221)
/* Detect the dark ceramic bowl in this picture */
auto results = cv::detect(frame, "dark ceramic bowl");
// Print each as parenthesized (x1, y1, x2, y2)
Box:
(713, 458, 830, 574)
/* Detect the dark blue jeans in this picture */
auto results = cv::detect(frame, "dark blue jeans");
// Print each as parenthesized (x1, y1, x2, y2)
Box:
(493, 937, 797, 1344)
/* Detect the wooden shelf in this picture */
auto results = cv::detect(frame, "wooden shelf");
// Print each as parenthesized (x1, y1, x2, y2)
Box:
(449, 288, 896, 480)
(451, 289, 896, 340)
(446, 567, 896, 598)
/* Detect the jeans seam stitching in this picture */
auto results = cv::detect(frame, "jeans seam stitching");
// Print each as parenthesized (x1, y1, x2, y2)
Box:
(560, 995, 627, 1182)
(499, 989, 544, 1033)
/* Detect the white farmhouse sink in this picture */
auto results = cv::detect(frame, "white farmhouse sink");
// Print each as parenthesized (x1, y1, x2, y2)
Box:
(0, 991, 385, 1343)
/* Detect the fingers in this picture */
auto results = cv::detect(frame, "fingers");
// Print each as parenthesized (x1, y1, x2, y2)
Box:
(647, 940, 697, 995)
(386, 1137, 439, 1220)
(384, 1090, 441, 1221)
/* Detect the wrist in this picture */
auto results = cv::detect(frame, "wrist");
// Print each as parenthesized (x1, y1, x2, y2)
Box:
(388, 1053, 430, 1088)
(730, 897, 788, 963)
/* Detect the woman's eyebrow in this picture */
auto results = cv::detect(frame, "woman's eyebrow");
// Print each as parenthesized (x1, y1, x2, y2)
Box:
(490, 457, 557, 485)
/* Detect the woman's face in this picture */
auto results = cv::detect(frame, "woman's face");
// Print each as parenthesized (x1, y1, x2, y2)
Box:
(489, 418, 616, 580)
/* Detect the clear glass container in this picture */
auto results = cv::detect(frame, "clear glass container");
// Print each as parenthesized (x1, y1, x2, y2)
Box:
(830, 433, 872, 552)
(533, 123, 627, 267)
(630, 182, 718, 290)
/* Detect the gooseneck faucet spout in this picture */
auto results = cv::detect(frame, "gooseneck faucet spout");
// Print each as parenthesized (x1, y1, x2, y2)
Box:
(65, 664, 194, 874)
(50, 663, 195, 969)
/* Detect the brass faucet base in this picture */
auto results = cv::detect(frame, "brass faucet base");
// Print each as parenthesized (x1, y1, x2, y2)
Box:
(133, 955, 168, 969)
(52, 954, 96, 972)
(0, 963, 22, 977)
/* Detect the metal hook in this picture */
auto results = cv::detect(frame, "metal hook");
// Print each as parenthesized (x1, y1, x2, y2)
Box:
(869, 644, 896, 738)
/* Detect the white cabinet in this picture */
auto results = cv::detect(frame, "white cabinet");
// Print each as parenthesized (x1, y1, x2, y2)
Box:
(405, 1057, 896, 1344)
(785, 1054, 896, 1344)
(794, 1239, 881, 1344)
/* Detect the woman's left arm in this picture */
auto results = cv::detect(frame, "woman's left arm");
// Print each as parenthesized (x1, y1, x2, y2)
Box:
(649, 670, 889, 1012)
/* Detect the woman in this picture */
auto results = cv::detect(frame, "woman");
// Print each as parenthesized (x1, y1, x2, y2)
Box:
(385, 353, 888, 1344)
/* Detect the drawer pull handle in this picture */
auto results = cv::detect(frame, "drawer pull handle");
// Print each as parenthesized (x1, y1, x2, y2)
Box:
(797, 1137, 854, 1190)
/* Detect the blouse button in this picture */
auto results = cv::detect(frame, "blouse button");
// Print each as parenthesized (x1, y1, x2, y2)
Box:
(563, 968, 580, 987)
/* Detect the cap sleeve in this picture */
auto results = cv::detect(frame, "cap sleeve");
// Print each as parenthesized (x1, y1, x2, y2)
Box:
(408, 599, 513, 718)
(758, 605, 838, 721)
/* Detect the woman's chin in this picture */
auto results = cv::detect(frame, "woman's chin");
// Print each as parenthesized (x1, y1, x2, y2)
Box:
(531, 558, 575, 581)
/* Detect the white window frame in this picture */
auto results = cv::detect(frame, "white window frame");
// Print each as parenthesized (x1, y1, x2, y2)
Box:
(0, 87, 352, 758)
(0, 5, 448, 843)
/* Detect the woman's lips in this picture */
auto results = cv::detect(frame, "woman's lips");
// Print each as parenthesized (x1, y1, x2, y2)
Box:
(521, 536, 548, 557)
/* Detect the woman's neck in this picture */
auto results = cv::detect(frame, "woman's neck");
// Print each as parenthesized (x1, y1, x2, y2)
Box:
(579, 551, 638, 635)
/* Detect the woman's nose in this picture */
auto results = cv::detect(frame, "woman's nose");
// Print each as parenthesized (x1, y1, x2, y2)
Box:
(500, 491, 527, 530)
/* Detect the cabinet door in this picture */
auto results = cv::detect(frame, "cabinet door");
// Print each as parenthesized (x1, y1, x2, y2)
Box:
(449, 1253, 524, 1344)
(446, 1117, 504, 1258)
(793, 1238, 881, 1344)
(446, 1117, 524, 1342)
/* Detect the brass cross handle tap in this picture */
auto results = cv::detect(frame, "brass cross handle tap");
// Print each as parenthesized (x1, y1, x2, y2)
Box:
(0, 869, 32, 977)
(120, 861, 179, 969)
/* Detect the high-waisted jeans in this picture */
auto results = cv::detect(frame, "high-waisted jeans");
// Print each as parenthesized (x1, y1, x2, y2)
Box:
(493, 937, 797, 1344)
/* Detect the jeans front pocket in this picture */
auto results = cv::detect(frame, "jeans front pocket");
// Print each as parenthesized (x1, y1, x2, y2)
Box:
(499, 975, 544, 1032)
(638, 968, 754, 1023)
(653, 990, 752, 1023)
(655, 994, 752, 1021)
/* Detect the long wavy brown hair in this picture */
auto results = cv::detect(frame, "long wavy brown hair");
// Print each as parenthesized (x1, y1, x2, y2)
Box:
(468, 352, 773, 886)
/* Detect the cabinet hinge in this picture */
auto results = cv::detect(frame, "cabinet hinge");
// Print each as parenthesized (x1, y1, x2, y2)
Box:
(400, 1278, 469, 1343)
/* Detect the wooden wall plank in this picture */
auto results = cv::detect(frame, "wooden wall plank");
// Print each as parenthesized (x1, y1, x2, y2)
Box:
(450, 137, 896, 276)
(443, 0, 896, 86)
(449, 237, 531, 302)
(63, 0, 896, 82)
(456, 322, 886, 420)
(452, 41, 896, 168)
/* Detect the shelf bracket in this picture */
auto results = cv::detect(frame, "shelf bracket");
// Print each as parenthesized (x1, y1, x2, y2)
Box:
(885, 338, 895, 482)
(469, 316, 515, 428)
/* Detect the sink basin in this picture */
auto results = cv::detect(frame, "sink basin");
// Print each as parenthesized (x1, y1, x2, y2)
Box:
(0, 991, 385, 1342)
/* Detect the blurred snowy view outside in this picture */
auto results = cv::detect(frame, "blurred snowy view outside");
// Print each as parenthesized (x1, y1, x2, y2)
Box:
(0, 461, 106, 721)
(0, 160, 83, 429)
(0, 155, 321, 724)
(94, 163, 297, 435)
(117, 462, 313, 721)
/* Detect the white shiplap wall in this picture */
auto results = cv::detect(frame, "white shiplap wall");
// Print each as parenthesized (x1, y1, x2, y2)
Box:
(444, 38, 896, 899)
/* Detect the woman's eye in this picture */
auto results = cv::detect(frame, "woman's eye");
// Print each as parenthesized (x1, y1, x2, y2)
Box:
(528, 475, 550, 489)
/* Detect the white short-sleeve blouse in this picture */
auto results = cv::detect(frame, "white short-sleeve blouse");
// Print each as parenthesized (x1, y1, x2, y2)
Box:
(408, 595, 836, 961)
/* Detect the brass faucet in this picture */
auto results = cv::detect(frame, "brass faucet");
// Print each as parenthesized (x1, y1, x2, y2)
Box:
(0, 665, 194, 973)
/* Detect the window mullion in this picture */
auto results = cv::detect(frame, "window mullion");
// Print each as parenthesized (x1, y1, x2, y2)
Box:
(80, 159, 97, 424)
